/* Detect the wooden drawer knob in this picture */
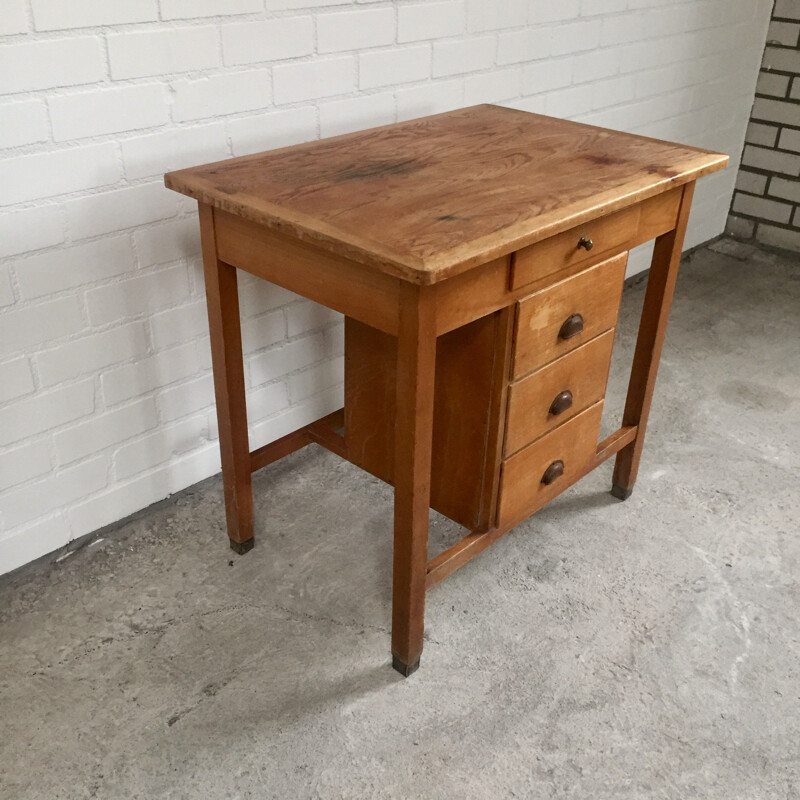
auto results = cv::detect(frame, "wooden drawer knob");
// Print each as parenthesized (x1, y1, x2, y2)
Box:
(549, 390, 573, 416)
(577, 236, 594, 251)
(541, 460, 565, 485)
(558, 313, 584, 340)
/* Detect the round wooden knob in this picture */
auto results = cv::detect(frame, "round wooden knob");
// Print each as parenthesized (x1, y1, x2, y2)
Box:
(577, 236, 594, 251)
(541, 460, 565, 485)
(549, 390, 573, 416)
(558, 313, 584, 340)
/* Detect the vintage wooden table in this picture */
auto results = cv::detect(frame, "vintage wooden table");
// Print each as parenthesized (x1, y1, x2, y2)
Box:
(165, 104, 727, 675)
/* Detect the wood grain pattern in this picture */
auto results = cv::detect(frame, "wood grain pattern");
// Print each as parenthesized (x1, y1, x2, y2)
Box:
(475, 306, 515, 531)
(250, 428, 308, 473)
(497, 400, 604, 528)
(214, 208, 400, 335)
(166, 105, 728, 285)
(344, 312, 505, 531)
(426, 424, 638, 588)
(391, 283, 437, 675)
(306, 408, 346, 458)
(180, 108, 723, 674)
(637, 185, 682, 241)
(513, 252, 626, 379)
(505, 329, 615, 456)
(248, 409, 344, 471)
(510, 205, 639, 291)
(199, 204, 253, 550)
(432, 255, 512, 335)
(613, 181, 695, 495)
(432, 188, 683, 335)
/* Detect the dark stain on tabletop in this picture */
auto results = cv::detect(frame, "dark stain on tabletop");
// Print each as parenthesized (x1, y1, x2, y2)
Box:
(334, 159, 423, 183)
(647, 165, 679, 177)
(583, 153, 623, 166)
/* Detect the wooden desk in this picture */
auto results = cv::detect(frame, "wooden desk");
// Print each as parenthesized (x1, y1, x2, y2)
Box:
(165, 104, 727, 675)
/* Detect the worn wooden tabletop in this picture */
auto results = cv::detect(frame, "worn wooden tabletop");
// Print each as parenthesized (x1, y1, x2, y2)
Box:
(165, 104, 728, 284)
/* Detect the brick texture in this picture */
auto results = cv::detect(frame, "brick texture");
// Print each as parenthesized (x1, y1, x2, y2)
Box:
(0, 99, 49, 149)
(728, 0, 800, 251)
(0, 0, 774, 574)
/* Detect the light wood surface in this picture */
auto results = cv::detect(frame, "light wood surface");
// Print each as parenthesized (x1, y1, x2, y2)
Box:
(425, 424, 639, 588)
(167, 105, 727, 675)
(214, 209, 400, 335)
(432, 187, 682, 336)
(498, 400, 604, 527)
(505, 329, 615, 456)
(511, 204, 639, 291)
(637, 186, 682, 241)
(391, 283, 437, 675)
(199, 204, 253, 551)
(512, 252, 626, 379)
(613, 181, 696, 496)
(344, 313, 505, 531)
(166, 105, 728, 285)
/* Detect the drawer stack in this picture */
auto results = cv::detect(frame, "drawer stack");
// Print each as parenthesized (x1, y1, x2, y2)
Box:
(497, 252, 628, 526)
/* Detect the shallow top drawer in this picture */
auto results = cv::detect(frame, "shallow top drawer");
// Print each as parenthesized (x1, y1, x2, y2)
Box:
(512, 251, 626, 379)
(510, 205, 639, 291)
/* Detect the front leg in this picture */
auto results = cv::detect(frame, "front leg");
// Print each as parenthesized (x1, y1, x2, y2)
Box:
(391, 283, 437, 676)
(199, 204, 254, 553)
(613, 181, 695, 499)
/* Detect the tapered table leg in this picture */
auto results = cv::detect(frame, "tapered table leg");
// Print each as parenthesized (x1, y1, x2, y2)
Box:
(391, 284, 437, 676)
(199, 203, 254, 552)
(612, 181, 696, 499)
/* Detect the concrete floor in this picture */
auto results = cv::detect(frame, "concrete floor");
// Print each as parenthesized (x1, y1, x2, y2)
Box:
(1, 239, 798, 799)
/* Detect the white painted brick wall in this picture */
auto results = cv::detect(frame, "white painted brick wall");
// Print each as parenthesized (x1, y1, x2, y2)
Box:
(0, 37, 106, 94)
(30, 0, 160, 30)
(0, 99, 49, 149)
(229, 105, 317, 154)
(171, 70, 272, 120)
(360, 45, 431, 89)
(223, 17, 315, 62)
(35, 321, 150, 387)
(0, 0, 772, 576)
(273, 55, 355, 102)
(318, 8, 395, 53)
(398, 2, 465, 42)
(0, 357, 35, 404)
(0, 296, 86, 357)
(0, 380, 96, 448)
(0, 267, 14, 309)
(1, 142, 122, 205)
(0, 1, 28, 36)
(0, 439, 52, 491)
(50, 84, 170, 141)
(109, 26, 222, 79)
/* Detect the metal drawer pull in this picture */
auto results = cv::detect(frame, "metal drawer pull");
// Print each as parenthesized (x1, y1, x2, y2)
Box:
(558, 313, 584, 340)
(549, 390, 573, 416)
(577, 236, 594, 251)
(541, 460, 565, 485)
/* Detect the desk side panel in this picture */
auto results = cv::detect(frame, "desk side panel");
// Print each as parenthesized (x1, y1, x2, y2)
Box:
(213, 206, 400, 335)
(345, 315, 502, 531)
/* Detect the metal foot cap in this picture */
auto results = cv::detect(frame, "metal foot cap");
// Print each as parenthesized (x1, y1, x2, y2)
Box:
(611, 484, 633, 501)
(229, 537, 255, 555)
(392, 655, 420, 677)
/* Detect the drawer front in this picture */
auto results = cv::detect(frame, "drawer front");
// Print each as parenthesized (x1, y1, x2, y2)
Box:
(498, 401, 603, 527)
(505, 329, 615, 456)
(510, 205, 639, 291)
(512, 251, 626, 379)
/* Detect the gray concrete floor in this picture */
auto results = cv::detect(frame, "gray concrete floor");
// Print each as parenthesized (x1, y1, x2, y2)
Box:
(1, 239, 799, 800)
